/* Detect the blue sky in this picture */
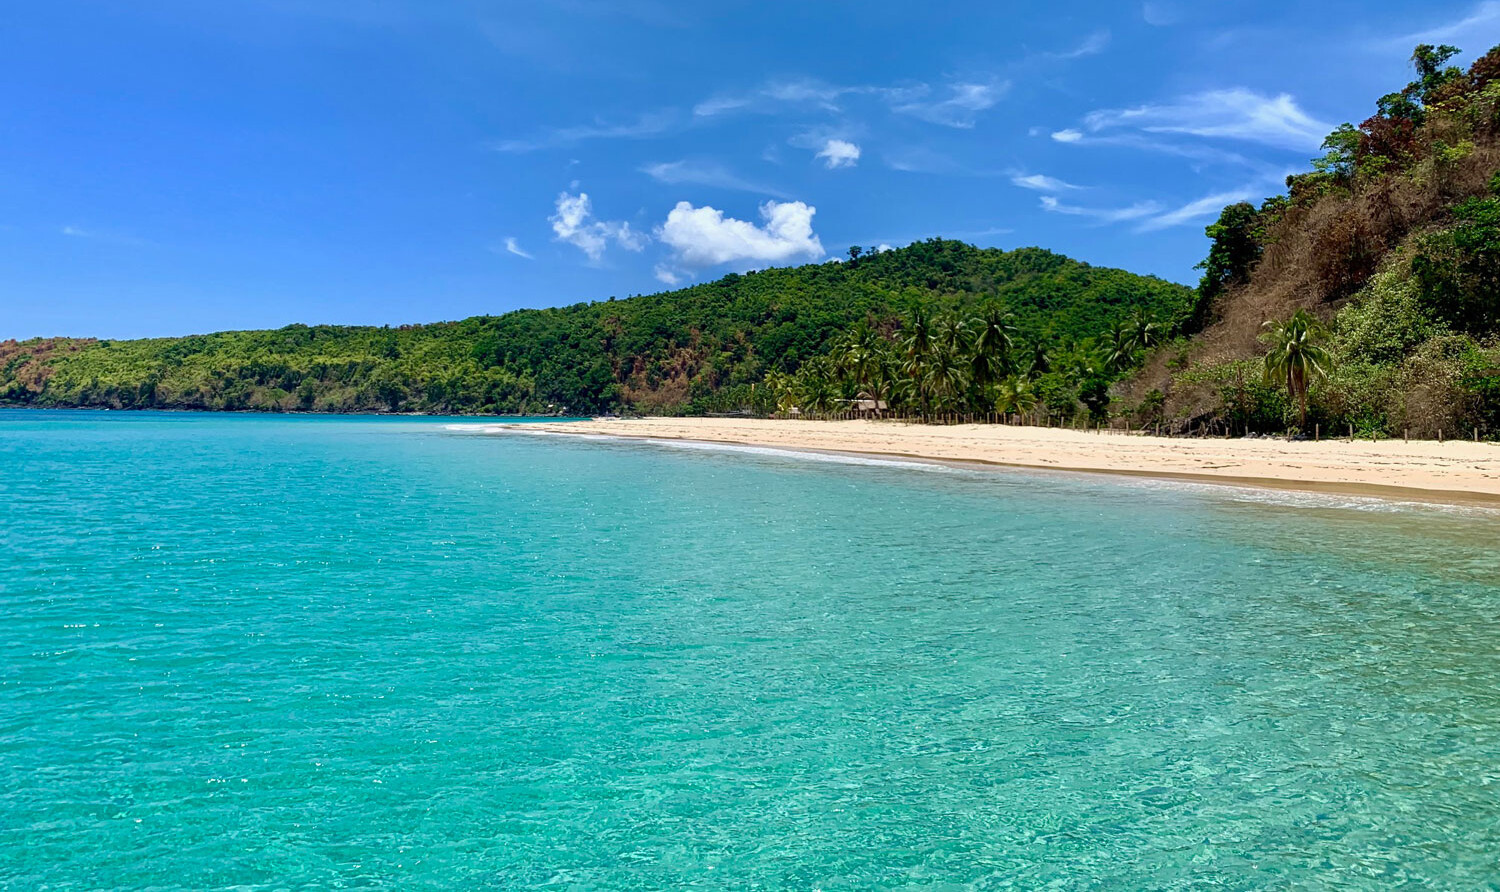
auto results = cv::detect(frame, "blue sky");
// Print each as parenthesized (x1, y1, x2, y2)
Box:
(4, 0, 1499, 339)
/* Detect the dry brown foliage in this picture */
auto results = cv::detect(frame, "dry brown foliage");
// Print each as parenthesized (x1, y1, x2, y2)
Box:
(620, 343, 712, 411)
(0, 338, 95, 397)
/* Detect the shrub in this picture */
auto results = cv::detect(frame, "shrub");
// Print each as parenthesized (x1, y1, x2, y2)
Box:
(1411, 196, 1500, 333)
(1334, 258, 1438, 364)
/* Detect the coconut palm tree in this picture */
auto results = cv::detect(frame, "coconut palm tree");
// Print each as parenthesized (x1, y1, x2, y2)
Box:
(765, 370, 799, 414)
(868, 345, 897, 413)
(1127, 310, 1162, 353)
(1104, 322, 1136, 374)
(1261, 308, 1332, 429)
(1025, 341, 1050, 377)
(970, 307, 1017, 395)
(797, 358, 840, 415)
(834, 324, 878, 399)
(900, 308, 935, 416)
(994, 375, 1038, 422)
(931, 313, 972, 412)
(923, 344, 969, 414)
(835, 324, 896, 415)
(936, 313, 971, 355)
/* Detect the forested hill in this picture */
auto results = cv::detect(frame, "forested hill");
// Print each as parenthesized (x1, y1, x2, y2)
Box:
(1, 239, 1194, 415)
(1122, 43, 1500, 438)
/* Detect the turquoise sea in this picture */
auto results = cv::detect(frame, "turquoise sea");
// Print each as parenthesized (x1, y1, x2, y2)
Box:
(3, 411, 1500, 889)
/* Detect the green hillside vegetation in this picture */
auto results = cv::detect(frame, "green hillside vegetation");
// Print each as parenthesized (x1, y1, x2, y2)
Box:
(0, 240, 1193, 417)
(1125, 43, 1500, 438)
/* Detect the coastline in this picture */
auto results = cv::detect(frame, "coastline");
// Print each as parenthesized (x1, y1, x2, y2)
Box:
(469, 417, 1500, 507)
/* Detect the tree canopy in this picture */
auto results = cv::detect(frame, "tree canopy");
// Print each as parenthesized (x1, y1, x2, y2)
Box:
(2, 239, 1194, 416)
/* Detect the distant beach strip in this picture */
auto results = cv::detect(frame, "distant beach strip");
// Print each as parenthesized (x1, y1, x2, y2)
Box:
(466, 418, 1500, 506)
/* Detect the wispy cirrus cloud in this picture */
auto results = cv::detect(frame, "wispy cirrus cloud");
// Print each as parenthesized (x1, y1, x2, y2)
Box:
(1011, 172, 1082, 192)
(1141, 1, 1185, 27)
(891, 81, 1008, 128)
(1373, 1, 1500, 49)
(495, 110, 677, 152)
(1040, 176, 1276, 233)
(884, 147, 963, 174)
(1039, 195, 1163, 224)
(1135, 188, 1262, 232)
(1074, 89, 1330, 152)
(500, 236, 534, 259)
(1041, 29, 1110, 61)
(882, 147, 1008, 177)
(1052, 128, 1262, 170)
(695, 76, 1007, 128)
(60, 225, 150, 247)
(693, 78, 855, 117)
(641, 160, 787, 196)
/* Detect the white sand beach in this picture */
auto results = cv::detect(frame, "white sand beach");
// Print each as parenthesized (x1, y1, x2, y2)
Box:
(477, 417, 1500, 504)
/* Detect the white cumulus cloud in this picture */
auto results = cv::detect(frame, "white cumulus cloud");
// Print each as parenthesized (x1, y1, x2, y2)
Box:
(816, 139, 861, 169)
(549, 192, 647, 261)
(658, 200, 824, 267)
(502, 236, 533, 259)
(1051, 129, 1084, 143)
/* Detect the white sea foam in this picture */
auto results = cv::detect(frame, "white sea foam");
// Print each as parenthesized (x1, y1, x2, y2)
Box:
(1102, 473, 1500, 518)
(631, 437, 963, 473)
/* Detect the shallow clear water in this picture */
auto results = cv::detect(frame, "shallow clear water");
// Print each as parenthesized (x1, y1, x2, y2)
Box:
(3, 411, 1500, 889)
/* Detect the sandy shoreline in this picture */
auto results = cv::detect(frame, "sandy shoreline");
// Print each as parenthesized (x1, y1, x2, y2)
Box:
(470, 417, 1500, 505)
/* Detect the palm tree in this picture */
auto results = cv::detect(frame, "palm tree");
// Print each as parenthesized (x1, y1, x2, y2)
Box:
(936, 313, 971, 355)
(923, 344, 969, 413)
(1127, 310, 1161, 353)
(970, 307, 1017, 394)
(836, 324, 896, 415)
(900, 308, 934, 416)
(1026, 341, 1050, 377)
(932, 313, 972, 412)
(797, 358, 840, 415)
(994, 375, 1038, 422)
(835, 324, 879, 400)
(868, 345, 897, 413)
(765, 370, 799, 414)
(1261, 308, 1332, 429)
(1104, 323, 1136, 374)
